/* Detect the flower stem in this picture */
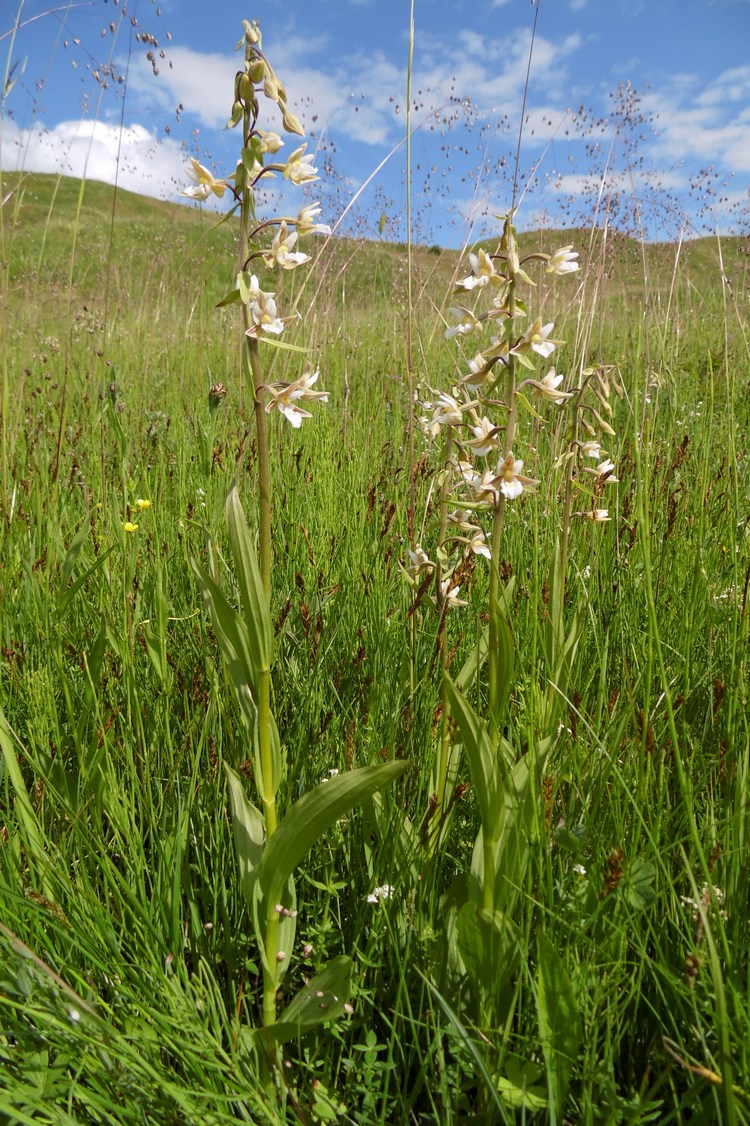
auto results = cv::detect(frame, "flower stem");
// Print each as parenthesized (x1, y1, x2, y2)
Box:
(432, 434, 453, 848)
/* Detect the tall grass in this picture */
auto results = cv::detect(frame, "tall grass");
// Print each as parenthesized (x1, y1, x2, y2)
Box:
(1, 15, 750, 1125)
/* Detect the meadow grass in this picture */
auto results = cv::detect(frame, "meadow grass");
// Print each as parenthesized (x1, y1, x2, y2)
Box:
(0, 166, 749, 1124)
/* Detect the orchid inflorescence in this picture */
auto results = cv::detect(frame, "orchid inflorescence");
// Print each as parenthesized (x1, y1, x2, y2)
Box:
(408, 212, 620, 613)
(179, 19, 329, 426)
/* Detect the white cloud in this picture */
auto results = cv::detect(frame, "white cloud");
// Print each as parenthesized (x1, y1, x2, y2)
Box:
(1, 118, 189, 199)
(644, 70, 750, 174)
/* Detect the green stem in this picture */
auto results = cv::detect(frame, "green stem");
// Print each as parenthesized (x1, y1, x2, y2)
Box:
(432, 434, 453, 847)
(238, 36, 277, 1031)
(488, 275, 518, 747)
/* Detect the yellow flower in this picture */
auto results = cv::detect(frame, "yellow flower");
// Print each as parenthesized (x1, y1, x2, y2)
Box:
(123, 522, 139, 533)
(135, 498, 151, 510)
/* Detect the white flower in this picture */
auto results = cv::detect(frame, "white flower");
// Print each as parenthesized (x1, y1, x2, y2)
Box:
(461, 352, 493, 388)
(467, 528, 491, 559)
(439, 579, 467, 608)
(283, 144, 319, 184)
(447, 508, 478, 531)
(295, 202, 331, 236)
(588, 459, 618, 483)
(445, 306, 482, 340)
(546, 246, 579, 275)
(580, 509, 611, 523)
(257, 129, 283, 154)
(263, 221, 309, 270)
(512, 317, 556, 360)
(265, 370, 328, 428)
(407, 545, 435, 577)
(180, 158, 228, 201)
(468, 466, 500, 505)
(367, 884, 394, 903)
(244, 276, 294, 339)
(464, 415, 500, 457)
(422, 391, 466, 436)
(579, 440, 605, 460)
(496, 452, 539, 500)
(456, 248, 500, 291)
(528, 368, 572, 404)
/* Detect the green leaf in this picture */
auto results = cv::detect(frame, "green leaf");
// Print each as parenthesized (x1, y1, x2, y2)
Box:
(215, 286, 241, 309)
(237, 270, 253, 306)
(225, 765, 265, 910)
(497, 1057, 548, 1112)
(190, 560, 258, 734)
(456, 902, 520, 1000)
(56, 544, 115, 618)
(444, 675, 499, 839)
(366, 791, 420, 881)
(0, 711, 52, 899)
(225, 486, 273, 675)
(257, 761, 408, 913)
(254, 336, 311, 354)
(488, 585, 516, 732)
(537, 932, 581, 1119)
(625, 857, 656, 910)
(417, 970, 506, 1119)
(264, 956, 353, 1045)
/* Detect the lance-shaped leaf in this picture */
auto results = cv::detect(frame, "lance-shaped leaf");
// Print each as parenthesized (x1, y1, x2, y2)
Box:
(225, 486, 273, 676)
(256, 761, 408, 914)
(488, 585, 516, 732)
(456, 902, 520, 1002)
(537, 932, 581, 1118)
(190, 560, 258, 735)
(225, 764, 265, 910)
(263, 956, 353, 1046)
(444, 675, 500, 841)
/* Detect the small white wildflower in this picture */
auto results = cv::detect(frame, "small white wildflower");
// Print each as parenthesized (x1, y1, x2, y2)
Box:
(495, 452, 539, 500)
(546, 246, 579, 275)
(439, 579, 467, 608)
(527, 368, 573, 404)
(464, 415, 501, 457)
(295, 202, 331, 236)
(367, 884, 395, 903)
(512, 317, 557, 360)
(283, 144, 319, 184)
(445, 306, 482, 340)
(263, 221, 309, 270)
(407, 545, 435, 577)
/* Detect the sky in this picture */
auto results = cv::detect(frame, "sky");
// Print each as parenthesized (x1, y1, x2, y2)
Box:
(2, 0, 750, 246)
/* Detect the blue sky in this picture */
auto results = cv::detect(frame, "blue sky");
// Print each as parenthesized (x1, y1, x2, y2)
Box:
(2, 0, 750, 244)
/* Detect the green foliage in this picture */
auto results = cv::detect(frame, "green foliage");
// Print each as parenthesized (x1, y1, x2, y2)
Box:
(1, 150, 749, 1125)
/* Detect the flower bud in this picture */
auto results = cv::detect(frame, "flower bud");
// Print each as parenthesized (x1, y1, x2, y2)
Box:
(246, 58, 265, 85)
(281, 108, 305, 136)
(263, 71, 280, 102)
(242, 19, 260, 45)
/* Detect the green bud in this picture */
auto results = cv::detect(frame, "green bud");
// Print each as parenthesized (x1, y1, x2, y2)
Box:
(263, 71, 280, 102)
(242, 20, 260, 45)
(246, 58, 265, 85)
(281, 108, 305, 136)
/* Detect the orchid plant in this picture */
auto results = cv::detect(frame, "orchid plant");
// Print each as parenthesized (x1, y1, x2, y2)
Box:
(182, 21, 406, 1065)
(407, 212, 621, 1073)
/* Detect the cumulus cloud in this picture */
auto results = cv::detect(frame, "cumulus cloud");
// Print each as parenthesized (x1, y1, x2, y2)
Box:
(1, 118, 189, 200)
(644, 68, 750, 173)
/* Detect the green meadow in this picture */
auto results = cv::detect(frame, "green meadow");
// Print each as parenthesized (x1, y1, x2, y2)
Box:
(0, 152, 748, 1126)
